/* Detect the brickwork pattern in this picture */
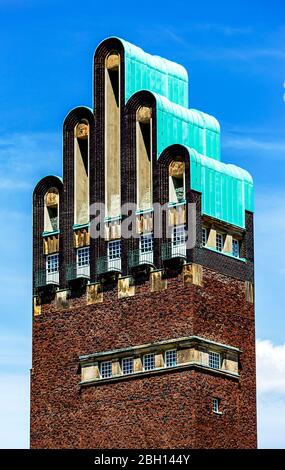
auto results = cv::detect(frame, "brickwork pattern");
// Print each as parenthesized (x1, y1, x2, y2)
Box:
(30, 267, 256, 448)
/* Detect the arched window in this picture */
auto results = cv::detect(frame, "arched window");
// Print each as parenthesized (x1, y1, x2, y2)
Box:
(136, 106, 152, 211)
(105, 51, 120, 218)
(44, 188, 59, 232)
(169, 161, 185, 204)
(74, 120, 89, 225)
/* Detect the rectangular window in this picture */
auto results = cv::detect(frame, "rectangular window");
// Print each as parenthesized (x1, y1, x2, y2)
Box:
(100, 361, 112, 379)
(202, 227, 208, 247)
(232, 238, 240, 258)
(46, 254, 59, 273)
(143, 353, 155, 371)
(209, 351, 221, 370)
(77, 247, 90, 267)
(216, 233, 224, 252)
(140, 233, 153, 253)
(165, 350, 177, 367)
(172, 225, 186, 246)
(213, 397, 220, 413)
(108, 240, 121, 260)
(121, 357, 133, 375)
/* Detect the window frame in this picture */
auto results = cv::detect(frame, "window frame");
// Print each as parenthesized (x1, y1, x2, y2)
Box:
(202, 227, 208, 247)
(208, 351, 221, 370)
(172, 224, 186, 247)
(100, 361, 113, 379)
(107, 239, 121, 260)
(77, 246, 90, 267)
(121, 357, 134, 375)
(140, 232, 154, 254)
(143, 353, 155, 371)
(232, 238, 240, 258)
(216, 232, 224, 252)
(212, 397, 221, 414)
(46, 253, 59, 274)
(165, 349, 177, 368)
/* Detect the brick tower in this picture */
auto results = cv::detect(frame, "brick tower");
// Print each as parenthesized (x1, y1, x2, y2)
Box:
(31, 37, 257, 448)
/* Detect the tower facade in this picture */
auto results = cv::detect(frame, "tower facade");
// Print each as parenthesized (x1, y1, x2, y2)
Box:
(31, 37, 256, 448)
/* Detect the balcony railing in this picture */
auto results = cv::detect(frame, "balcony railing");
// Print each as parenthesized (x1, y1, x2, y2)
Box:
(161, 241, 186, 261)
(34, 270, 59, 288)
(66, 264, 90, 282)
(96, 256, 121, 275)
(128, 249, 154, 269)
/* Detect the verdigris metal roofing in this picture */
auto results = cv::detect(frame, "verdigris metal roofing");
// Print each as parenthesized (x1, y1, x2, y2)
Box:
(99, 37, 254, 227)
(97, 37, 189, 107)
(153, 93, 220, 161)
(188, 148, 254, 228)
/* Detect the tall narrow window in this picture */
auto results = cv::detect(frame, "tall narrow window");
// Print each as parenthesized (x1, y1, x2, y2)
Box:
(202, 227, 208, 247)
(76, 247, 90, 278)
(105, 52, 120, 218)
(139, 232, 153, 265)
(107, 239, 121, 272)
(169, 161, 185, 204)
(232, 238, 240, 258)
(74, 120, 89, 225)
(216, 232, 224, 252)
(44, 188, 59, 232)
(165, 350, 177, 367)
(212, 398, 221, 414)
(46, 253, 59, 285)
(136, 106, 152, 211)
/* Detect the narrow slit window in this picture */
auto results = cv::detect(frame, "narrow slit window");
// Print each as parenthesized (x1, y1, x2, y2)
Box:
(165, 350, 177, 368)
(202, 227, 208, 247)
(216, 233, 224, 252)
(232, 238, 240, 258)
(212, 398, 221, 413)
(136, 107, 152, 211)
(74, 120, 89, 225)
(44, 188, 59, 232)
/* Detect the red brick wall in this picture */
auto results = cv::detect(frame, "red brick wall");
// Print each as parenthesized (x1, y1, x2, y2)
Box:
(30, 266, 256, 448)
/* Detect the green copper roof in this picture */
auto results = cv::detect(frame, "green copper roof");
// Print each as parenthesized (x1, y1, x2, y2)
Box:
(98, 37, 189, 107)
(153, 93, 220, 160)
(188, 148, 253, 228)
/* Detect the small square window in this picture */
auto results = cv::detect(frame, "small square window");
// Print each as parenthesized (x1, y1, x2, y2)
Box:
(165, 350, 177, 367)
(172, 225, 186, 246)
(140, 233, 153, 253)
(209, 351, 221, 370)
(232, 239, 240, 258)
(216, 233, 224, 252)
(77, 247, 90, 267)
(46, 254, 59, 273)
(121, 357, 133, 375)
(108, 240, 121, 260)
(213, 397, 221, 414)
(202, 227, 208, 247)
(143, 353, 155, 371)
(100, 361, 112, 379)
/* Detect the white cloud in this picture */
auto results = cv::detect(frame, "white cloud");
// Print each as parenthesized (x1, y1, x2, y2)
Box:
(0, 131, 61, 190)
(0, 333, 31, 368)
(257, 339, 285, 396)
(223, 135, 285, 154)
(0, 373, 30, 449)
(256, 339, 285, 448)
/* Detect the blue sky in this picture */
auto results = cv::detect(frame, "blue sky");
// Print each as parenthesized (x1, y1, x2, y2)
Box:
(0, 0, 285, 448)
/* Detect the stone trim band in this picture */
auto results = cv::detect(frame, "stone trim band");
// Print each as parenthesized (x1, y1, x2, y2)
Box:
(79, 335, 240, 386)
